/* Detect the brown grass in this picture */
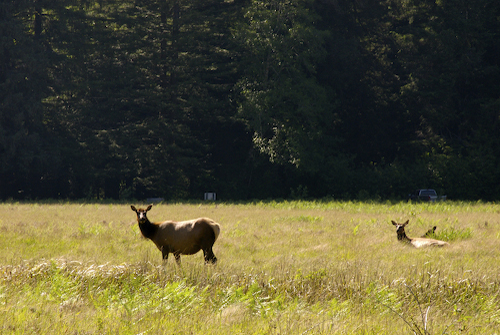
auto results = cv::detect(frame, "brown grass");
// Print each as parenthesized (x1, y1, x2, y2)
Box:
(1, 200, 499, 334)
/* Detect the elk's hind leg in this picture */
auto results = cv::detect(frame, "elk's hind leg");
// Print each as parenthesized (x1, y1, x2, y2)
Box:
(203, 247, 217, 264)
(174, 252, 181, 266)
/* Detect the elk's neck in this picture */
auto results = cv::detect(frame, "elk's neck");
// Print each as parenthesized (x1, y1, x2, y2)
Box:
(397, 231, 412, 243)
(138, 219, 158, 239)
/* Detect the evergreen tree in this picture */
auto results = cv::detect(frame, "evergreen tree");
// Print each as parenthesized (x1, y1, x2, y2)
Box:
(0, 0, 62, 199)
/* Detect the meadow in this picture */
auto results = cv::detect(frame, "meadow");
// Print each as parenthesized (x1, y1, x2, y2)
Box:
(0, 200, 499, 334)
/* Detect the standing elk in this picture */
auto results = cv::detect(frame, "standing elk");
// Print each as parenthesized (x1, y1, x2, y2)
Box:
(131, 204, 221, 264)
(392, 220, 448, 248)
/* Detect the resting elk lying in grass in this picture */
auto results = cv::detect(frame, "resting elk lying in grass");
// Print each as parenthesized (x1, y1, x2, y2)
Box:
(392, 220, 449, 248)
(131, 204, 221, 264)
(421, 226, 437, 238)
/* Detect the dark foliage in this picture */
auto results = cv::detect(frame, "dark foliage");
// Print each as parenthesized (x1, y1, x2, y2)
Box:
(1, 0, 499, 201)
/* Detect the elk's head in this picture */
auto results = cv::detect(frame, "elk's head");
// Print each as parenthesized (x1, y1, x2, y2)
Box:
(392, 220, 409, 240)
(131, 204, 153, 224)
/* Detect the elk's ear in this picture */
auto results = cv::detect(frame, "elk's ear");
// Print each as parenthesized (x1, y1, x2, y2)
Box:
(146, 204, 153, 211)
(391, 220, 398, 226)
(403, 220, 409, 226)
(131, 205, 137, 212)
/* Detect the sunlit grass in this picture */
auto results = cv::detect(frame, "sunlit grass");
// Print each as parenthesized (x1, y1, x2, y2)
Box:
(1, 201, 499, 333)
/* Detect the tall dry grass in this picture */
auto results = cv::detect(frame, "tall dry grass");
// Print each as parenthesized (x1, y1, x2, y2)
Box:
(1, 201, 499, 334)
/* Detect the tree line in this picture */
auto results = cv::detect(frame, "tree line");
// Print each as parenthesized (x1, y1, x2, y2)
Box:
(1, 0, 499, 201)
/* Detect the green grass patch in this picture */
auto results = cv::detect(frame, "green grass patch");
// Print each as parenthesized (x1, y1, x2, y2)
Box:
(431, 226, 473, 241)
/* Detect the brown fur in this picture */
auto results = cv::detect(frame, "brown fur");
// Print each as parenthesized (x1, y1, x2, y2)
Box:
(131, 204, 220, 264)
(392, 220, 448, 248)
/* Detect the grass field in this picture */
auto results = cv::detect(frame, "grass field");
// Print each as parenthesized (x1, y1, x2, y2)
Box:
(1, 200, 499, 334)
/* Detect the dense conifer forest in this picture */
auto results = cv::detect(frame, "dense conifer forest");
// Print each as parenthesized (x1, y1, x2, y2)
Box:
(1, 0, 499, 200)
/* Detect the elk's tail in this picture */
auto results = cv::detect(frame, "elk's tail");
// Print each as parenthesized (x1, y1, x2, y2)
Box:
(210, 222, 221, 241)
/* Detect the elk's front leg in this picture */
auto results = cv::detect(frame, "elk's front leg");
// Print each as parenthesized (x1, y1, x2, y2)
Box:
(161, 246, 170, 263)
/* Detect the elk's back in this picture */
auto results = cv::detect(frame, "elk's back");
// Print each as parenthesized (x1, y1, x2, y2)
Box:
(411, 237, 449, 248)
